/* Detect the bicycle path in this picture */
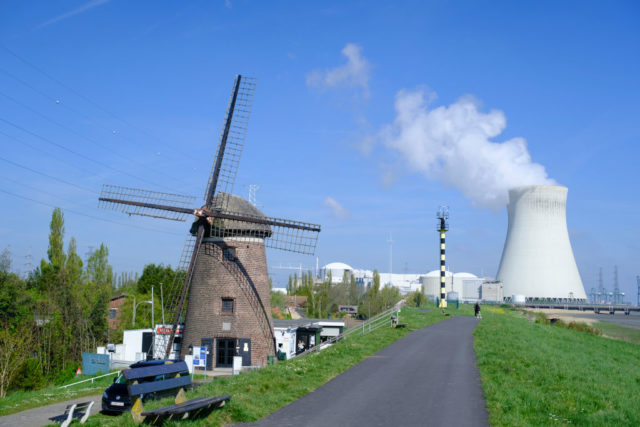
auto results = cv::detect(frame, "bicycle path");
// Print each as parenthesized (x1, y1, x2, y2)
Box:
(0, 394, 102, 427)
(249, 315, 488, 427)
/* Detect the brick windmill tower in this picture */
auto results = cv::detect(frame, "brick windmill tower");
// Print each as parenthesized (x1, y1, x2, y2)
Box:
(99, 75, 320, 368)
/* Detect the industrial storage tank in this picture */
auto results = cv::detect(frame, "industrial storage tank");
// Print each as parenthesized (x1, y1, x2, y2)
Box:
(496, 185, 587, 301)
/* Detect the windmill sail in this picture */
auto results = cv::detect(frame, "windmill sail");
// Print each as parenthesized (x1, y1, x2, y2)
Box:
(153, 233, 198, 359)
(205, 75, 257, 210)
(99, 185, 195, 221)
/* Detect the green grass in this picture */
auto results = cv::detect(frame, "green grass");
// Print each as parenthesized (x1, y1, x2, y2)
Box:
(0, 372, 117, 416)
(593, 321, 640, 344)
(474, 308, 640, 426)
(84, 306, 445, 426)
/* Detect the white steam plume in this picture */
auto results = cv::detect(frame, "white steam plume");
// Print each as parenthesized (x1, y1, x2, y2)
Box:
(379, 88, 555, 209)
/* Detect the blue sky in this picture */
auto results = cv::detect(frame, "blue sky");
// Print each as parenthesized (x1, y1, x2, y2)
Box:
(0, 1, 638, 298)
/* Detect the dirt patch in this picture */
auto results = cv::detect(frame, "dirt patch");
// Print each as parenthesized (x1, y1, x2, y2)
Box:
(524, 308, 598, 326)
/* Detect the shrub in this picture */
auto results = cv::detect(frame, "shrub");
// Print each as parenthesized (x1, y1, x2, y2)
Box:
(10, 358, 45, 391)
(52, 363, 80, 385)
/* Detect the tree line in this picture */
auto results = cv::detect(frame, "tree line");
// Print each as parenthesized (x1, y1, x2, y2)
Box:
(286, 270, 427, 319)
(0, 208, 184, 397)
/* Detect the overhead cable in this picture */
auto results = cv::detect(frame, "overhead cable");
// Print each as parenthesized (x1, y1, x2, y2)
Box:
(0, 187, 184, 236)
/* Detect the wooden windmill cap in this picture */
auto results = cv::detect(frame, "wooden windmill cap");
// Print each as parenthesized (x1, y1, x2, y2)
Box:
(209, 193, 272, 238)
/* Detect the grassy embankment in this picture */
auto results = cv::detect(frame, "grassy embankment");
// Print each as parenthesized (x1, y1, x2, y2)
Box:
(593, 321, 640, 344)
(84, 305, 447, 426)
(0, 372, 117, 416)
(474, 307, 640, 426)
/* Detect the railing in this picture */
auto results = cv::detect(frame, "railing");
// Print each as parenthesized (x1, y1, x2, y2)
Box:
(58, 370, 119, 389)
(296, 301, 405, 358)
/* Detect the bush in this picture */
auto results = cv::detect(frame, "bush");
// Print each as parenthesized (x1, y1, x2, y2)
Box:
(10, 358, 45, 391)
(52, 363, 80, 385)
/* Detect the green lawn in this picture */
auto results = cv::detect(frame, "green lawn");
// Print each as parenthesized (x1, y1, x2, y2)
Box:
(0, 371, 117, 416)
(474, 307, 640, 426)
(84, 306, 445, 426)
(593, 321, 640, 344)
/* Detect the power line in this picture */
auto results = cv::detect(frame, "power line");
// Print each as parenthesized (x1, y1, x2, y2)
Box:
(0, 173, 91, 206)
(0, 129, 94, 175)
(0, 88, 187, 188)
(0, 155, 96, 194)
(0, 43, 193, 163)
(0, 116, 166, 190)
(0, 187, 184, 236)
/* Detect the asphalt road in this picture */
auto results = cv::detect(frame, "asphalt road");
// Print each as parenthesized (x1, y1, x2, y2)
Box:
(0, 394, 102, 427)
(249, 316, 488, 427)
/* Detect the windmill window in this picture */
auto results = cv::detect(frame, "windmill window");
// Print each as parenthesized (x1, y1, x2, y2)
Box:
(109, 309, 117, 319)
(222, 298, 234, 313)
(223, 247, 236, 261)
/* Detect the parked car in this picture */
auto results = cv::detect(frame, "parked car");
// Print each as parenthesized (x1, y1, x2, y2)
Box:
(101, 359, 181, 414)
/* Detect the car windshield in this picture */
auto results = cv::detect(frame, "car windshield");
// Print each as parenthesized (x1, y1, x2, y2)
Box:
(116, 374, 127, 384)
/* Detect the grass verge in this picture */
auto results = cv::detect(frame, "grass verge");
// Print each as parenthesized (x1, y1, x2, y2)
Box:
(0, 372, 117, 416)
(85, 306, 445, 426)
(593, 321, 640, 344)
(474, 308, 640, 425)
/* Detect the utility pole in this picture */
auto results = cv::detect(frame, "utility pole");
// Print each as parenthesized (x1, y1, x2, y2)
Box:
(387, 233, 393, 286)
(160, 282, 165, 325)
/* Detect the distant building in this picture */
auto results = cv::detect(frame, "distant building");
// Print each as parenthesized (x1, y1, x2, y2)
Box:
(320, 262, 499, 301)
(108, 293, 127, 330)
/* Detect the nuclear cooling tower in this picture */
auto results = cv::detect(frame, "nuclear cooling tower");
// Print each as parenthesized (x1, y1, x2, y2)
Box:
(496, 185, 587, 301)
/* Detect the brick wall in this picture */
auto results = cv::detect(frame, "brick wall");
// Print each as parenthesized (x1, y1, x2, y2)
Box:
(180, 237, 274, 367)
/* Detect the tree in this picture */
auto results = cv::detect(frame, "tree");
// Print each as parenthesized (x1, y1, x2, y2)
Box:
(0, 324, 33, 397)
(47, 208, 66, 270)
(86, 244, 114, 344)
(0, 250, 31, 329)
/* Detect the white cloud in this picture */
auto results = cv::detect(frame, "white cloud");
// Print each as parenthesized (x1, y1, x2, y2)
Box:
(323, 197, 349, 218)
(377, 88, 555, 210)
(37, 0, 110, 29)
(306, 43, 371, 98)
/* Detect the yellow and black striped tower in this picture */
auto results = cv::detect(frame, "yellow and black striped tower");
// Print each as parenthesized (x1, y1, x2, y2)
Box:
(437, 206, 449, 311)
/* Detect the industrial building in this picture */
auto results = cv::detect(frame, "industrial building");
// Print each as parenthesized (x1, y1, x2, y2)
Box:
(320, 262, 502, 303)
(496, 185, 587, 302)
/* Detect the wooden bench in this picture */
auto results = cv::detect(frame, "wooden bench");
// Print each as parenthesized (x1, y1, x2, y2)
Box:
(50, 401, 94, 426)
(122, 360, 230, 423)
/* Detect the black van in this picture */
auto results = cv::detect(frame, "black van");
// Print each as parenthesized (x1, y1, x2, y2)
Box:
(101, 360, 180, 414)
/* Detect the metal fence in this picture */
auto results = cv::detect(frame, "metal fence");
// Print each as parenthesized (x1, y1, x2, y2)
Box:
(296, 301, 405, 358)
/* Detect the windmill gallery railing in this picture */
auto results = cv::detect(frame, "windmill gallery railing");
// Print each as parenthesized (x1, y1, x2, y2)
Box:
(295, 301, 406, 358)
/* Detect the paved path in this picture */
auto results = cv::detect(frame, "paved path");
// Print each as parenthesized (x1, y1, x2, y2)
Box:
(249, 316, 488, 427)
(0, 394, 102, 427)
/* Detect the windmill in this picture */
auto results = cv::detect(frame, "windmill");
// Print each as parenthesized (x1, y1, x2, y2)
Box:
(99, 75, 320, 367)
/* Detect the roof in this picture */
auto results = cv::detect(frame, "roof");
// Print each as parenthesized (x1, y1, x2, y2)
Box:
(208, 193, 271, 236)
(425, 270, 454, 278)
(453, 272, 478, 279)
(323, 262, 353, 270)
(273, 318, 345, 329)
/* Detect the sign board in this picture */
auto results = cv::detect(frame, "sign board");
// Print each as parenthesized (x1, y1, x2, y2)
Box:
(192, 346, 207, 368)
(339, 305, 358, 315)
(81, 352, 110, 376)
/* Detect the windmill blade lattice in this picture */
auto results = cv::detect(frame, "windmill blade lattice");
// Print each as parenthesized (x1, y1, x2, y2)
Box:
(153, 233, 197, 358)
(209, 208, 320, 255)
(99, 185, 195, 221)
(205, 75, 257, 210)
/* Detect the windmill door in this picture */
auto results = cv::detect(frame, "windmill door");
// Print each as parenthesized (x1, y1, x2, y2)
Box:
(216, 338, 236, 368)
(238, 338, 251, 366)
(201, 338, 213, 370)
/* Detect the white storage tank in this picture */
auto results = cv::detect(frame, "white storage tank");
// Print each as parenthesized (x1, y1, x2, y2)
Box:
(513, 294, 526, 305)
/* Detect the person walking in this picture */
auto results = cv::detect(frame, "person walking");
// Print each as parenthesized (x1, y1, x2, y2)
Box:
(474, 302, 481, 319)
